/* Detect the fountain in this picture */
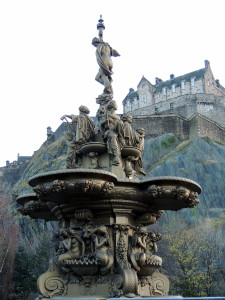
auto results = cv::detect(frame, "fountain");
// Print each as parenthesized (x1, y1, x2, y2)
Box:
(17, 16, 201, 299)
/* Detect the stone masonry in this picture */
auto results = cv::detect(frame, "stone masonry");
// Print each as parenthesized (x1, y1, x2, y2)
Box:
(123, 60, 225, 127)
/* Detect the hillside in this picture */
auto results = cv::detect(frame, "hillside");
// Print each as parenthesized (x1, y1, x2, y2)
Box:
(143, 134, 225, 219)
(5, 133, 225, 222)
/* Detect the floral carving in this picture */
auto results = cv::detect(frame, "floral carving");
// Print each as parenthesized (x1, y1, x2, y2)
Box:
(18, 200, 47, 215)
(185, 191, 200, 208)
(33, 184, 50, 199)
(171, 186, 190, 200)
(52, 180, 66, 193)
(102, 181, 114, 193)
(147, 185, 163, 198)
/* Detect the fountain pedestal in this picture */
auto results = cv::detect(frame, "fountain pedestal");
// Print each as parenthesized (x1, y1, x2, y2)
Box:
(17, 168, 201, 299)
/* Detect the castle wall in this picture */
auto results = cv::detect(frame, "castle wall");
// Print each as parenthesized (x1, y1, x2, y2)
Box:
(131, 115, 189, 140)
(154, 78, 204, 104)
(131, 113, 225, 144)
(128, 94, 225, 126)
(189, 114, 225, 142)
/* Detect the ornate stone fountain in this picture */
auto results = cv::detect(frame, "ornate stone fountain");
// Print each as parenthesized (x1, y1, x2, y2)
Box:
(17, 16, 201, 299)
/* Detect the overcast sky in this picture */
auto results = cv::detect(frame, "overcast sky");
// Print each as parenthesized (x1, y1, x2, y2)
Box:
(1, 0, 225, 167)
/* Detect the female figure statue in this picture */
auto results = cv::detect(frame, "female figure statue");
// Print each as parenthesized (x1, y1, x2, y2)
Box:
(92, 37, 120, 100)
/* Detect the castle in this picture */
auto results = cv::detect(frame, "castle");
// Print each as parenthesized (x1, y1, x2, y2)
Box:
(123, 60, 225, 124)
(2, 61, 225, 169)
(122, 60, 225, 143)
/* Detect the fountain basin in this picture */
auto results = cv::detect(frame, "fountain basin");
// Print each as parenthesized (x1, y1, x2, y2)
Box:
(17, 169, 201, 221)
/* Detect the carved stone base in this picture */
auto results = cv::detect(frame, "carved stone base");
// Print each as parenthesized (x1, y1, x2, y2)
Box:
(36, 267, 169, 299)
(17, 170, 200, 300)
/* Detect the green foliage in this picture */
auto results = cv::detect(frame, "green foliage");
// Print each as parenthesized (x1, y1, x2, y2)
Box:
(149, 139, 191, 169)
(161, 135, 176, 149)
(12, 231, 53, 299)
(12, 244, 36, 299)
(159, 215, 225, 296)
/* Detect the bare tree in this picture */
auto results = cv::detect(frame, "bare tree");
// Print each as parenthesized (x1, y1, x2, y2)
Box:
(0, 197, 19, 300)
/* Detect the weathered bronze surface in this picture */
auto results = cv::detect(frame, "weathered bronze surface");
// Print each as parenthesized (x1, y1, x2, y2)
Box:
(17, 16, 201, 299)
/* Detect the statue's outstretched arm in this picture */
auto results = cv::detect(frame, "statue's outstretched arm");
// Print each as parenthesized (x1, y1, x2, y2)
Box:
(61, 114, 72, 121)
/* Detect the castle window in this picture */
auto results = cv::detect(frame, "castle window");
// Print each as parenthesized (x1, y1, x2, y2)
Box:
(170, 103, 174, 110)
(181, 81, 185, 89)
(155, 107, 159, 114)
(142, 94, 147, 103)
(134, 98, 137, 105)
(191, 77, 195, 87)
(127, 100, 130, 108)
(172, 84, 176, 93)
(163, 87, 167, 96)
(142, 83, 145, 88)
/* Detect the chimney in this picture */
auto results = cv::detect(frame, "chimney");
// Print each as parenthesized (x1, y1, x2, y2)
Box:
(205, 60, 210, 68)
(216, 79, 220, 87)
(155, 77, 162, 84)
(129, 88, 134, 93)
(170, 74, 174, 80)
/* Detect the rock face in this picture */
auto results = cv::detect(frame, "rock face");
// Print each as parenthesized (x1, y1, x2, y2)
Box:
(144, 134, 225, 216)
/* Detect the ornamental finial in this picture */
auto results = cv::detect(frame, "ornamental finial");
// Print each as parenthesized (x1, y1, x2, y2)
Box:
(97, 15, 105, 41)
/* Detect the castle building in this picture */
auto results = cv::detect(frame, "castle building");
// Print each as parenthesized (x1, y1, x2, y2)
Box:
(123, 60, 225, 126)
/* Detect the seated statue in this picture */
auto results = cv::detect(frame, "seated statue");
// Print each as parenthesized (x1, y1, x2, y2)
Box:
(57, 229, 85, 272)
(129, 226, 148, 272)
(61, 105, 95, 168)
(92, 225, 113, 274)
(129, 227, 162, 276)
(122, 114, 146, 175)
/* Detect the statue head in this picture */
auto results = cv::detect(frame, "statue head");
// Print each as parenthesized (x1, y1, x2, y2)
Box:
(122, 114, 133, 123)
(106, 100, 118, 111)
(92, 37, 100, 47)
(79, 105, 90, 115)
(136, 128, 145, 136)
(98, 225, 108, 235)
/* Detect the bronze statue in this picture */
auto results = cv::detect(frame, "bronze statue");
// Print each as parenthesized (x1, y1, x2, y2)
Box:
(92, 15, 120, 102)
(122, 114, 146, 175)
(100, 100, 125, 165)
(93, 225, 113, 274)
(57, 229, 85, 272)
(61, 105, 95, 168)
